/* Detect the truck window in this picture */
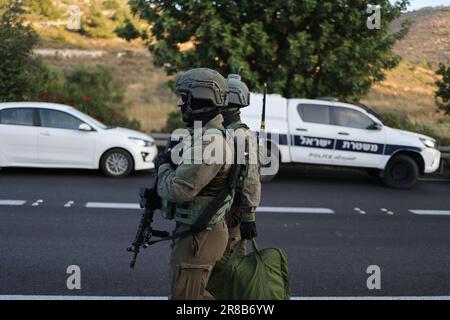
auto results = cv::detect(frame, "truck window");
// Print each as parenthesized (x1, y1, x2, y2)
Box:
(297, 104, 331, 125)
(334, 107, 374, 129)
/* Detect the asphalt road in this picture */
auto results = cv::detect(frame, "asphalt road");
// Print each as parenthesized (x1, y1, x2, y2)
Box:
(1, 166, 450, 299)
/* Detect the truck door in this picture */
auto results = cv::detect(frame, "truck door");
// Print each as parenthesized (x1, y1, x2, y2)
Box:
(331, 106, 386, 167)
(287, 101, 337, 165)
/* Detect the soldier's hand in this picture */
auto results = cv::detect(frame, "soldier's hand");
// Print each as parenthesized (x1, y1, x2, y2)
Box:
(240, 221, 257, 240)
(155, 152, 171, 171)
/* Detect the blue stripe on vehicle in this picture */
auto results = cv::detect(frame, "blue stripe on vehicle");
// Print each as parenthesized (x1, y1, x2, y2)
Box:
(255, 132, 421, 154)
(291, 135, 334, 149)
(383, 145, 422, 155)
(256, 131, 289, 145)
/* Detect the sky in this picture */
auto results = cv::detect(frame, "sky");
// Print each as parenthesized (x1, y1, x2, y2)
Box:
(405, 0, 450, 10)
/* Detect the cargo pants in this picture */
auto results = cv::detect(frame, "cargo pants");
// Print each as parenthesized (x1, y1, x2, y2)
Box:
(169, 219, 228, 300)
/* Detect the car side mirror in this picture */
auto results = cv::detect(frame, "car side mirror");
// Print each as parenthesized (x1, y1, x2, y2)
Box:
(368, 123, 382, 130)
(79, 123, 93, 132)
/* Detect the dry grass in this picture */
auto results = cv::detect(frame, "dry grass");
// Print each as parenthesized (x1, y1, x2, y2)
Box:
(362, 60, 450, 138)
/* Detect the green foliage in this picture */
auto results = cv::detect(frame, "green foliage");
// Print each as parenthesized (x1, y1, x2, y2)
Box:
(0, 0, 39, 101)
(24, 59, 65, 100)
(115, 18, 141, 41)
(130, 0, 410, 100)
(380, 111, 450, 146)
(25, 0, 62, 19)
(59, 65, 140, 130)
(435, 64, 450, 114)
(0, 1, 140, 130)
(165, 110, 185, 132)
(82, 0, 115, 39)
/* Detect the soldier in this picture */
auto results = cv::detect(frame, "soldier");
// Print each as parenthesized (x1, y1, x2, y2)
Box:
(156, 68, 234, 300)
(222, 73, 261, 253)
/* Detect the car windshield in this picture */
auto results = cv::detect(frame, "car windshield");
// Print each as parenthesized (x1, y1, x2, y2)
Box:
(69, 108, 109, 130)
(355, 103, 385, 124)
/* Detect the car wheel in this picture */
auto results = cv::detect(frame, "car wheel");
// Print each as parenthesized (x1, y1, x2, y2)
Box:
(101, 149, 133, 178)
(382, 155, 419, 189)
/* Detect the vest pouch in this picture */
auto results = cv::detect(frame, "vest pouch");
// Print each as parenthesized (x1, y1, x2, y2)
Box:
(175, 194, 234, 226)
(161, 198, 176, 220)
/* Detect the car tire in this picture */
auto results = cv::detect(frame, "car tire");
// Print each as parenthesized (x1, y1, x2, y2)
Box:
(100, 149, 133, 178)
(382, 155, 419, 189)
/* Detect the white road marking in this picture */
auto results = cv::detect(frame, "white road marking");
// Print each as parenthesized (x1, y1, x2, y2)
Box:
(85, 202, 141, 209)
(85, 203, 335, 214)
(257, 207, 335, 214)
(0, 200, 26, 206)
(354, 207, 366, 214)
(381, 208, 388, 212)
(1, 295, 449, 301)
(410, 210, 450, 216)
(31, 199, 43, 207)
(64, 201, 75, 208)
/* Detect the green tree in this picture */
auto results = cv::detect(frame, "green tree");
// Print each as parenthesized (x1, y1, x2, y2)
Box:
(435, 64, 450, 114)
(115, 18, 141, 41)
(0, 0, 39, 101)
(130, 0, 410, 100)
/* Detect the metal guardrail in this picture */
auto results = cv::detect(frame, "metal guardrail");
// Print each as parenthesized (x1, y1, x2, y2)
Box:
(151, 133, 171, 148)
(150, 132, 450, 172)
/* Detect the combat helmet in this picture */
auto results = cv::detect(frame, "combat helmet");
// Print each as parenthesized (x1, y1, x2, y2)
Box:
(175, 68, 229, 124)
(226, 73, 250, 109)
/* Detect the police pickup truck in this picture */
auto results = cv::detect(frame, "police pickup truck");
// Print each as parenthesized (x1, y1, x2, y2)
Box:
(240, 93, 441, 188)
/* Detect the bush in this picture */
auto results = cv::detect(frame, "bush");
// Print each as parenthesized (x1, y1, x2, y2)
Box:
(380, 111, 450, 146)
(25, 0, 62, 19)
(64, 65, 140, 130)
(115, 18, 141, 42)
(36, 65, 141, 131)
(0, 0, 39, 101)
(81, 0, 115, 39)
(164, 110, 185, 132)
(435, 64, 450, 115)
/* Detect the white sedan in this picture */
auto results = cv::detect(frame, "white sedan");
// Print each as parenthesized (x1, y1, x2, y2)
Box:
(0, 102, 158, 177)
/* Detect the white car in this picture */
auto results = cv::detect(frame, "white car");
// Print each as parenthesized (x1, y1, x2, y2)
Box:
(0, 102, 157, 177)
(241, 94, 441, 188)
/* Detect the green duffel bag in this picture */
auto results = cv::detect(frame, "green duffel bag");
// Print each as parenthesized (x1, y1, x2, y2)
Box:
(207, 239, 291, 300)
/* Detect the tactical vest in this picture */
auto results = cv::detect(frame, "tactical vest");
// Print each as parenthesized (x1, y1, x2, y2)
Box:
(160, 126, 234, 226)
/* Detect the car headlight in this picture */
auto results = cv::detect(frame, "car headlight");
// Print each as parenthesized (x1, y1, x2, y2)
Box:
(420, 138, 436, 149)
(129, 137, 154, 147)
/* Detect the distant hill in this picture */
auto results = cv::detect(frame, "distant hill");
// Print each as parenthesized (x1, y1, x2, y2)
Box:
(392, 6, 450, 66)
(362, 6, 450, 139)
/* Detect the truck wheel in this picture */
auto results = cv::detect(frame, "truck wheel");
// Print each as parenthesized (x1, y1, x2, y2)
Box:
(382, 155, 419, 189)
(100, 148, 133, 178)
